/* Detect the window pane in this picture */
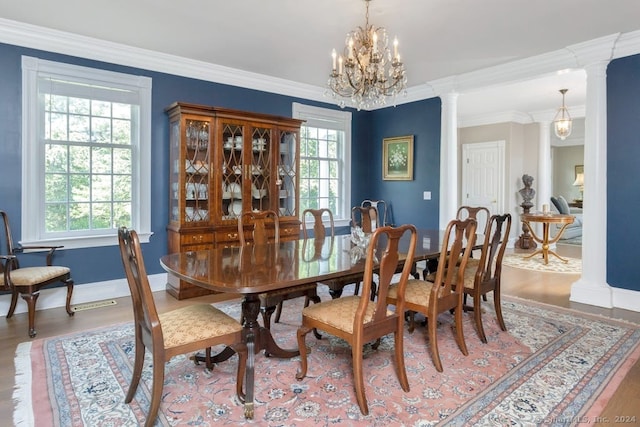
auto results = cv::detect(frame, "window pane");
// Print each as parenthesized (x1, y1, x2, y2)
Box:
(45, 173, 68, 202)
(47, 113, 68, 141)
(45, 144, 68, 173)
(70, 146, 90, 173)
(69, 114, 90, 142)
(92, 147, 112, 173)
(69, 202, 90, 230)
(45, 204, 68, 232)
(92, 174, 112, 202)
(70, 174, 90, 201)
(68, 97, 90, 115)
(92, 117, 112, 143)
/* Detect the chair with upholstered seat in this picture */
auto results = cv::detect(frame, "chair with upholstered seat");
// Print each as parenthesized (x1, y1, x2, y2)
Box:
(0, 210, 74, 337)
(386, 218, 477, 372)
(456, 206, 490, 237)
(361, 199, 391, 226)
(296, 224, 417, 415)
(351, 205, 379, 233)
(302, 208, 365, 300)
(118, 227, 247, 427)
(239, 210, 320, 329)
(459, 213, 511, 343)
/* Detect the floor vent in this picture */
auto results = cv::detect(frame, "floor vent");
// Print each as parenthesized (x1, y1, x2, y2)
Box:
(72, 300, 117, 312)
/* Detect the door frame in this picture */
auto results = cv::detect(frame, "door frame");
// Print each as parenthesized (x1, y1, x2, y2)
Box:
(461, 140, 506, 214)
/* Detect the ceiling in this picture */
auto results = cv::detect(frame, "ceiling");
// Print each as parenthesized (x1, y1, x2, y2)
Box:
(1, 0, 639, 122)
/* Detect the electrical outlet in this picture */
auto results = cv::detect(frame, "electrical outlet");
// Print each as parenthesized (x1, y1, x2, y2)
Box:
(423, 191, 431, 200)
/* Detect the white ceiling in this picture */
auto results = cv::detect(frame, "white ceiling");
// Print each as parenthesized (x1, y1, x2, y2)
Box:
(1, 0, 639, 122)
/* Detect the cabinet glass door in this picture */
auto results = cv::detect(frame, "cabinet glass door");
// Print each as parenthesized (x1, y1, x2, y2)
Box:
(278, 131, 297, 217)
(221, 122, 244, 220)
(250, 126, 272, 212)
(182, 119, 210, 223)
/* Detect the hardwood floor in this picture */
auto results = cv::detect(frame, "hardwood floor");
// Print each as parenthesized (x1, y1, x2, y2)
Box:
(1, 243, 638, 425)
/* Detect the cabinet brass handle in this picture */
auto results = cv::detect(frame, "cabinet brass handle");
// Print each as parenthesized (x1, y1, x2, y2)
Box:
(227, 233, 238, 239)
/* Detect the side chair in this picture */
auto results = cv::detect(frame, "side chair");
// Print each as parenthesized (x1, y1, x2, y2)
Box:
(387, 218, 477, 372)
(296, 224, 418, 415)
(361, 199, 391, 226)
(455, 205, 491, 300)
(302, 208, 363, 300)
(460, 213, 512, 343)
(238, 210, 320, 330)
(0, 210, 74, 337)
(118, 227, 247, 427)
(351, 205, 379, 233)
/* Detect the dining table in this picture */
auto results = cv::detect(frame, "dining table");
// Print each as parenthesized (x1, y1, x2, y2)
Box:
(159, 228, 446, 419)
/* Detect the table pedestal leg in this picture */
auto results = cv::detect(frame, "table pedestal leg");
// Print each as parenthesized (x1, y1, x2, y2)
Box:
(522, 221, 571, 265)
(191, 294, 299, 419)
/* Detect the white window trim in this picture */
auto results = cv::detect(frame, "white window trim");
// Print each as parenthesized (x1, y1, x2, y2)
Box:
(21, 56, 152, 249)
(292, 102, 352, 228)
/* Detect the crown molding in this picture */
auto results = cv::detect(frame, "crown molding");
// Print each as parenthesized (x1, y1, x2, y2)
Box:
(0, 18, 328, 104)
(1, 18, 639, 113)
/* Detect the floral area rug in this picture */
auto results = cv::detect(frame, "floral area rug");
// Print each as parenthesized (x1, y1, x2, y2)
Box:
(13, 286, 640, 426)
(503, 253, 582, 274)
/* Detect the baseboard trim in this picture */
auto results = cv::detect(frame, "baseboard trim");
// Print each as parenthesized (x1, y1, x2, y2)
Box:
(0, 273, 167, 316)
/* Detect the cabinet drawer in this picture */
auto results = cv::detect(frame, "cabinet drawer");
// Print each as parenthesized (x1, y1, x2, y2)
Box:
(180, 233, 213, 246)
(214, 230, 241, 244)
(280, 225, 301, 241)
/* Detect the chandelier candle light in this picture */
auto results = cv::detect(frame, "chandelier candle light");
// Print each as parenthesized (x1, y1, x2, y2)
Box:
(554, 88, 573, 140)
(327, 0, 407, 110)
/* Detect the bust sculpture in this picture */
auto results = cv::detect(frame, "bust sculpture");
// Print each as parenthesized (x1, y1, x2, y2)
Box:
(516, 174, 537, 249)
(518, 174, 535, 209)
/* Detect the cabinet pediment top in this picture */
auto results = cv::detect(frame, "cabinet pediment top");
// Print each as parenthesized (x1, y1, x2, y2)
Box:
(165, 102, 304, 126)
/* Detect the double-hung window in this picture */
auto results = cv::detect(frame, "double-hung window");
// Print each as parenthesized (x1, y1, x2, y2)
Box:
(293, 103, 352, 226)
(21, 56, 152, 249)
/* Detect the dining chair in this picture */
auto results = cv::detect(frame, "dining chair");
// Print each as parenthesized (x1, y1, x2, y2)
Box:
(117, 227, 247, 427)
(456, 205, 490, 237)
(0, 210, 74, 337)
(386, 218, 477, 372)
(238, 210, 320, 330)
(351, 205, 379, 233)
(456, 205, 491, 300)
(459, 213, 512, 343)
(302, 208, 365, 300)
(296, 224, 418, 415)
(361, 199, 391, 226)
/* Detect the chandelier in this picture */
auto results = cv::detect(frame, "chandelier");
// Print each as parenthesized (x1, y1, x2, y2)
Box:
(553, 89, 573, 140)
(326, 0, 407, 110)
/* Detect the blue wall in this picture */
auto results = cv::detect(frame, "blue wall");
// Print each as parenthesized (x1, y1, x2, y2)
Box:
(0, 42, 439, 286)
(3, 40, 637, 294)
(607, 53, 640, 292)
(364, 100, 442, 228)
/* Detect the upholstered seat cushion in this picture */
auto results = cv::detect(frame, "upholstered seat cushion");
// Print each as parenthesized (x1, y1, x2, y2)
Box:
(388, 279, 436, 307)
(0, 265, 70, 286)
(159, 303, 243, 349)
(301, 295, 391, 334)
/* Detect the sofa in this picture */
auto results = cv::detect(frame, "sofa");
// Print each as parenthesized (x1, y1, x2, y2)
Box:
(550, 195, 582, 240)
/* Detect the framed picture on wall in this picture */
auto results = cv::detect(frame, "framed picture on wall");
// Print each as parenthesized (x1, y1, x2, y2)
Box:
(383, 135, 414, 180)
(575, 164, 584, 178)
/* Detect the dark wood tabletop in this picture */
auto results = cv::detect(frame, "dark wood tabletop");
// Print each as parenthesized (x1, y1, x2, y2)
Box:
(160, 229, 444, 296)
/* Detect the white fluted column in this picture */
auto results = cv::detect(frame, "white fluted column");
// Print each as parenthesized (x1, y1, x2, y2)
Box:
(439, 92, 459, 229)
(537, 121, 552, 212)
(570, 60, 611, 307)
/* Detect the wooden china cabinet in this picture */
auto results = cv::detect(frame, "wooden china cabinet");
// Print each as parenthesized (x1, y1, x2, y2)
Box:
(165, 102, 303, 299)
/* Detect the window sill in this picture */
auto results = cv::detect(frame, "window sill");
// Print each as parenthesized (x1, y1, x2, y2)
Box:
(19, 231, 153, 251)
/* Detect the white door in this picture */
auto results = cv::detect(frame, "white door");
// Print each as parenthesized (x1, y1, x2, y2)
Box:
(461, 141, 505, 215)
